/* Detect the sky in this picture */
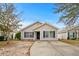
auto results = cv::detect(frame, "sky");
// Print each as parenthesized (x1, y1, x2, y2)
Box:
(15, 3, 65, 29)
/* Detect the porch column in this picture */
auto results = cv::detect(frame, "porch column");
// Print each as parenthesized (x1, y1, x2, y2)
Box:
(34, 32, 36, 40)
(77, 30, 79, 40)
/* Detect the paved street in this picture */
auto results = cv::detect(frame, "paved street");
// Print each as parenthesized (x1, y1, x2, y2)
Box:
(30, 41, 79, 56)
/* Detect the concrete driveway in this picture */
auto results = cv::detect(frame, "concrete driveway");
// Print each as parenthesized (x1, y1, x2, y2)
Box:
(30, 41, 79, 56)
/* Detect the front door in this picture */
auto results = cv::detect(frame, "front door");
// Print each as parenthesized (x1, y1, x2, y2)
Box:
(36, 32, 40, 40)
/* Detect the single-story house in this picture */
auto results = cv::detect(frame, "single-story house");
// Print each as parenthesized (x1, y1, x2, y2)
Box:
(20, 22, 58, 40)
(57, 25, 79, 40)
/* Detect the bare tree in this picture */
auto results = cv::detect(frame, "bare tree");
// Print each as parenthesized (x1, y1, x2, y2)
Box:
(0, 3, 21, 40)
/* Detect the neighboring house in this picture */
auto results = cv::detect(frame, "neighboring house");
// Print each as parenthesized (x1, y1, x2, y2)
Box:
(20, 22, 58, 40)
(57, 25, 79, 40)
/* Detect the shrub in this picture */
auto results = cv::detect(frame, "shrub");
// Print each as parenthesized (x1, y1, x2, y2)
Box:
(0, 36, 4, 41)
(71, 38, 76, 40)
(15, 32, 21, 40)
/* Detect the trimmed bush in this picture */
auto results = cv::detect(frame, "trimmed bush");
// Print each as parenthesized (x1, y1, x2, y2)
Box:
(71, 38, 76, 40)
(15, 32, 21, 40)
(0, 36, 4, 41)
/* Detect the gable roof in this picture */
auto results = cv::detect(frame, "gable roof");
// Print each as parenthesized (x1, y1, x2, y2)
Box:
(34, 23, 59, 30)
(20, 21, 42, 31)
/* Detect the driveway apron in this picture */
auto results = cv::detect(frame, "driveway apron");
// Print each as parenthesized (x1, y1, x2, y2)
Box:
(30, 41, 79, 56)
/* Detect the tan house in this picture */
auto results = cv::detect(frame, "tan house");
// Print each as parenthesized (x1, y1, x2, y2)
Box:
(20, 22, 58, 40)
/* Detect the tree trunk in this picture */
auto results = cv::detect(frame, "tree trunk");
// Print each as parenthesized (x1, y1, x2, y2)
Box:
(6, 32, 10, 44)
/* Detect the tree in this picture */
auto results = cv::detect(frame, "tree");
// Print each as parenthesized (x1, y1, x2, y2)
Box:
(0, 3, 21, 40)
(15, 32, 21, 40)
(54, 3, 79, 26)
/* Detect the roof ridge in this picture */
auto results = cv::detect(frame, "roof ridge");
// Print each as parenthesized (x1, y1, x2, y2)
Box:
(34, 22, 58, 30)
(20, 21, 42, 31)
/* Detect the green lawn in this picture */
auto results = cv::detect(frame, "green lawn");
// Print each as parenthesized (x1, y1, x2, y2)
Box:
(60, 40, 79, 45)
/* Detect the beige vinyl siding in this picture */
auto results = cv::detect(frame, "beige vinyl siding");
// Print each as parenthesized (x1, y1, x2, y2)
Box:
(34, 24, 58, 40)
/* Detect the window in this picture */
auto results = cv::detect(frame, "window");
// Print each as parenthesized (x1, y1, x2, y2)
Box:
(43, 31, 56, 38)
(24, 32, 34, 38)
(30, 32, 34, 37)
(50, 31, 55, 38)
(43, 31, 49, 38)
(69, 32, 74, 39)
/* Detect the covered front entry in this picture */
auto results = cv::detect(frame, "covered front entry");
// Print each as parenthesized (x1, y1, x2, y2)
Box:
(36, 31, 40, 40)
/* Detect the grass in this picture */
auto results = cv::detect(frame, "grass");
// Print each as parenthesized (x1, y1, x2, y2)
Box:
(0, 41, 7, 48)
(0, 40, 18, 48)
(60, 40, 79, 45)
(0, 40, 34, 48)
